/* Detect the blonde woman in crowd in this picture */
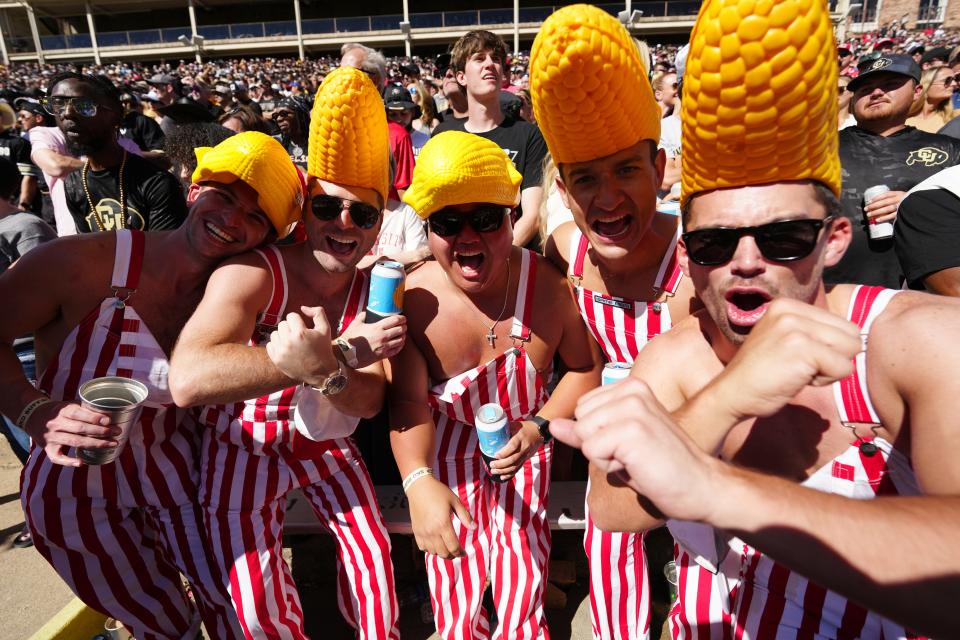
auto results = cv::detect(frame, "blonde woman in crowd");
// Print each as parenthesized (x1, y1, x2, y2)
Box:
(906, 66, 957, 132)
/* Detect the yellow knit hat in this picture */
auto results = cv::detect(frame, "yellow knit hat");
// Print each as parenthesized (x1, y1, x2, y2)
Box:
(403, 131, 522, 220)
(192, 131, 305, 238)
(680, 0, 840, 208)
(530, 4, 660, 164)
(308, 66, 390, 206)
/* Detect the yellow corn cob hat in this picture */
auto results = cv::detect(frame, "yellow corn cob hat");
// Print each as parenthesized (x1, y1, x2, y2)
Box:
(530, 4, 660, 165)
(308, 66, 390, 206)
(403, 131, 522, 220)
(193, 131, 305, 238)
(680, 0, 840, 208)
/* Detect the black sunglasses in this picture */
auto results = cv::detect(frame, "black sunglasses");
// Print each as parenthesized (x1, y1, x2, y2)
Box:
(311, 194, 381, 229)
(427, 205, 508, 237)
(683, 217, 834, 266)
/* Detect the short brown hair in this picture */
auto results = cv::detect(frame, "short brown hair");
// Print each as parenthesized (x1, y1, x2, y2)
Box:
(450, 30, 508, 73)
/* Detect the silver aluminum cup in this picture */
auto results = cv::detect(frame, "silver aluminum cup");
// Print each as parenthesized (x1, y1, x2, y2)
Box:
(77, 376, 148, 465)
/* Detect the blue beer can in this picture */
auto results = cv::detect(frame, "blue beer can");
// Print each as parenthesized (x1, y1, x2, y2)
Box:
(366, 259, 405, 323)
(602, 362, 632, 386)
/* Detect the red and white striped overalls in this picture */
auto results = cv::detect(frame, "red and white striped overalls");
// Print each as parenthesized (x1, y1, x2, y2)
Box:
(568, 227, 683, 640)
(426, 249, 553, 640)
(198, 246, 399, 640)
(668, 286, 926, 640)
(21, 229, 240, 640)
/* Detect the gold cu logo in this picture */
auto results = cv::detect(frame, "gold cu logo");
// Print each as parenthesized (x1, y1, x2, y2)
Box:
(871, 58, 892, 71)
(84, 198, 145, 231)
(906, 147, 949, 167)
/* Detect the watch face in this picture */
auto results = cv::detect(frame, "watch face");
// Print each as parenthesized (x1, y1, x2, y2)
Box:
(321, 373, 348, 396)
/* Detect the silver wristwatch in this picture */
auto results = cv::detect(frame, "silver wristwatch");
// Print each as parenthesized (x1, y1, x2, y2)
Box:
(315, 361, 348, 396)
(334, 337, 359, 369)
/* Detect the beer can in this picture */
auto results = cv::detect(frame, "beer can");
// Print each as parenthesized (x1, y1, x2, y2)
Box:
(602, 362, 632, 386)
(657, 200, 680, 216)
(863, 185, 894, 240)
(366, 259, 405, 323)
(476, 402, 511, 483)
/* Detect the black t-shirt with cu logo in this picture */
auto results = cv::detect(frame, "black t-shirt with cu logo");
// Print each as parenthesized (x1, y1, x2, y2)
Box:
(827, 125, 960, 288)
(63, 152, 188, 233)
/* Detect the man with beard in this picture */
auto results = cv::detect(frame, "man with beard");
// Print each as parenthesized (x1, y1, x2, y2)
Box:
(529, 7, 698, 639)
(828, 54, 960, 288)
(50, 73, 187, 233)
(271, 97, 309, 170)
(0, 131, 305, 639)
(170, 67, 402, 640)
(389, 130, 601, 639)
(576, 1, 955, 638)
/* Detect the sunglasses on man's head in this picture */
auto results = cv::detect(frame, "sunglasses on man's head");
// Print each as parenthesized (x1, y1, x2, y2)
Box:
(311, 194, 381, 229)
(41, 96, 104, 118)
(682, 217, 834, 266)
(427, 205, 508, 237)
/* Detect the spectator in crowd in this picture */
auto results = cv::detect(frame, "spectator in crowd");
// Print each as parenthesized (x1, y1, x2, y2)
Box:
(432, 30, 548, 248)
(270, 97, 309, 169)
(894, 164, 960, 295)
(146, 72, 181, 106)
(218, 104, 270, 135)
(52, 73, 187, 232)
(653, 70, 678, 117)
(0, 156, 54, 272)
(906, 66, 957, 133)
(435, 53, 467, 120)
(189, 78, 222, 119)
(13, 99, 54, 224)
(411, 83, 441, 135)
(828, 54, 960, 288)
(232, 80, 262, 115)
(29, 119, 82, 235)
(14, 97, 48, 133)
(212, 81, 236, 112)
(920, 46, 951, 70)
(839, 41, 858, 77)
(118, 91, 166, 161)
(170, 67, 401, 640)
(384, 84, 429, 158)
(838, 74, 856, 129)
(0, 101, 37, 215)
(4, 131, 304, 640)
(340, 42, 388, 89)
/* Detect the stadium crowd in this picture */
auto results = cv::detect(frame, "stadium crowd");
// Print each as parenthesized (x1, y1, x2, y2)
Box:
(0, 3, 959, 640)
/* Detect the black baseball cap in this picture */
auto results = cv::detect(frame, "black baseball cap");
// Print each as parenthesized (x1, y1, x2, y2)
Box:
(14, 98, 46, 116)
(383, 84, 416, 110)
(920, 46, 950, 66)
(848, 54, 921, 91)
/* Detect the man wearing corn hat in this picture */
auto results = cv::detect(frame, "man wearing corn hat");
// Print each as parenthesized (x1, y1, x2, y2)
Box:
(389, 130, 601, 639)
(554, 0, 960, 638)
(170, 66, 403, 640)
(0, 130, 304, 639)
(528, 6, 698, 638)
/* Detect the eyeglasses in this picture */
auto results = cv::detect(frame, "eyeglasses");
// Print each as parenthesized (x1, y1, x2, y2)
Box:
(311, 194, 381, 229)
(41, 96, 106, 118)
(838, 85, 849, 93)
(427, 205, 508, 237)
(933, 76, 957, 87)
(682, 217, 834, 266)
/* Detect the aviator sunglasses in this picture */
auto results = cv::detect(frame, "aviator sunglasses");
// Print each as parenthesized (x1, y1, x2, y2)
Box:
(42, 96, 108, 118)
(427, 205, 508, 237)
(682, 217, 834, 266)
(311, 194, 381, 229)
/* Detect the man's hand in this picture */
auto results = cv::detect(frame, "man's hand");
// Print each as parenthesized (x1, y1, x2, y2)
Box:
(406, 476, 475, 559)
(865, 190, 907, 224)
(339, 313, 407, 368)
(25, 401, 119, 467)
(707, 298, 862, 421)
(551, 378, 719, 523)
(265, 305, 338, 386)
(488, 420, 542, 480)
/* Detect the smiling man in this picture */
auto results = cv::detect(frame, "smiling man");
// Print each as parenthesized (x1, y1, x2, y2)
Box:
(170, 67, 403, 640)
(0, 131, 303, 639)
(530, 6, 698, 639)
(389, 130, 601, 639)
(48, 73, 188, 233)
(579, 1, 959, 638)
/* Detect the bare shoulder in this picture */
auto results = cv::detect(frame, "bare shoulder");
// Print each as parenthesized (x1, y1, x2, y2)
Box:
(634, 309, 718, 395)
(202, 248, 275, 304)
(870, 290, 960, 351)
(405, 258, 444, 291)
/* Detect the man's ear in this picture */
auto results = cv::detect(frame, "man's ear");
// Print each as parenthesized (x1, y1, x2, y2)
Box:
(186, 182, 202, 205)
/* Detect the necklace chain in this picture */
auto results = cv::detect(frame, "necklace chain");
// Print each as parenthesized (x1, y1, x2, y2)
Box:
(447, 257, 512, 348)
(82, 149, 128, 232)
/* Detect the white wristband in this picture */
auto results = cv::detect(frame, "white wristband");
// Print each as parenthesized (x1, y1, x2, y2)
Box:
(402, 466, 434, 493)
